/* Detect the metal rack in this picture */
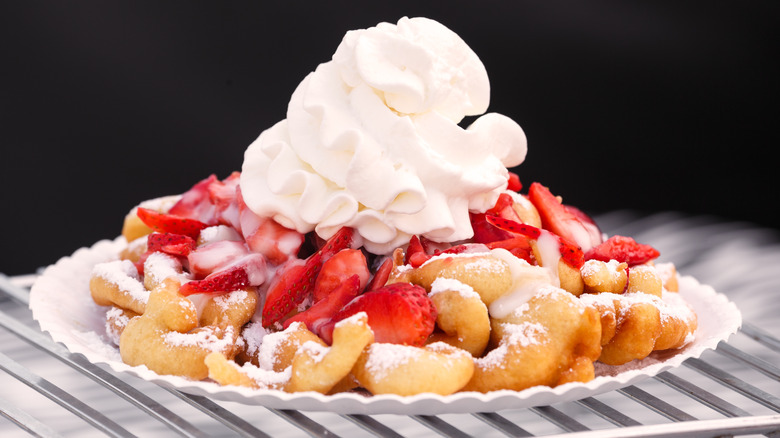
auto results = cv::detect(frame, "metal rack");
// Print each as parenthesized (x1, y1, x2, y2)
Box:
(2, 212, 780, 437)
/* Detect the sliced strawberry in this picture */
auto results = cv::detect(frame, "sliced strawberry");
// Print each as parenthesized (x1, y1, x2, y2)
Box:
(527, 182, 602, 252)
(485, 214, 541, 238)
(471, 192, 525, 244)
(486, 215, 584, 268)
(187, 240, 249, 278)
(585, 235, 660, 266)
(168, 174, 219, 225)
(146, 233, 196, 257)
(132, 251, 151, 276)
(208, 172, 242, 230)
(507, 171, 522, 192)
(261, 227, 354, 326)
(405, 235, 431, 268)
(136, 207, 207, 239)
(432, 243, 474, 256)
(365, 257, 393, 291)
(313, 249, 369, 302)
(319, 282, 436, 346)
(244, 216, 305, 266)
(485, 236, 535, 264)
(315, 227, 355, 259)
(179, 253, 266, 296)
(283, 274, 361, 336)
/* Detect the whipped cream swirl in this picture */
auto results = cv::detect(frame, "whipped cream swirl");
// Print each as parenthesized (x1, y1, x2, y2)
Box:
(240, 17, 527, 254)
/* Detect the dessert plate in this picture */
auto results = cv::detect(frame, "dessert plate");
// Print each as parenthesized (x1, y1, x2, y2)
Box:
(29, 237, 741, 415)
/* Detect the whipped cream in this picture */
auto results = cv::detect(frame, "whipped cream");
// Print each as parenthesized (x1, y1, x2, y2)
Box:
(241, 17, 527, 254)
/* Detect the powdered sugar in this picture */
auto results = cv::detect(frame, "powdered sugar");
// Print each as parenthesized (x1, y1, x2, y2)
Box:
(233, 360, 292, 388)
(199, 225, 243, 244)
(476, 321, 546, 369)
(363, 343, 423, 380)
(579, 290, 696, 326)
(105, 306, 132, 345)
(335, 311, 370, 329)
(301, 340, 329, 363)
(163, 325, 236, 352)
(257, 322, 302, 370)
(418, 250, 493, 268)
(213, 290, 250, 310)
(242, 321, 269, 359)
(581, 259, 626, 282)
(144, 252, 190, 287)
(429, 277, 481, 299)
(92, 260, 149, 305)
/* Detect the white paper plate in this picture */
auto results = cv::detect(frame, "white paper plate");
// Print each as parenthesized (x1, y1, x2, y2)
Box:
(29, 237, 742, 415)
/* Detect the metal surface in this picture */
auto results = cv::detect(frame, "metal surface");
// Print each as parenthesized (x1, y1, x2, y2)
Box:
(2, 212, 780, 437)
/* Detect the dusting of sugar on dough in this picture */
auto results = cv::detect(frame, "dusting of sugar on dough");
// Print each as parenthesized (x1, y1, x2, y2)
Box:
(364, 343, 423, 380)
(163, 325, 236, 352)
(476, 321, 546, 370)
(92, 260, 150, 305)
(429, 277, 481, 299)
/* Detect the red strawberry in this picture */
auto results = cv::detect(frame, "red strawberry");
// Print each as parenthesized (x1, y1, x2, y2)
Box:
(261, 227, 354, 326)
(319, 282, 436, 346)
(507, 171, 522, 192)
(168, 174, 219, 225)
(244, 216, 305, 265)
(585, 235, 660, 266)
(471, 192, 523, 244)
(315, 227, 355, 259)
(208, 172, 242, 230)
(179, 253, 266, 296)
(486, 215, 584, 268)
(284, 274, 362, 336)
(136, 207, 207, 239)
(365, 257, 393, 291)
(485, 236, 535, 264)
(187, 240, 249, 278)
(146, 233, 196, 257)
(405, 235, 430, 268)
(527, 182, 602, 252)
(312, 249, 369, 302)
(432, 244, 475, 256)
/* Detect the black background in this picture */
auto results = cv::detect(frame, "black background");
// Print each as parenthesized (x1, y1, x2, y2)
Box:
(2, 1, 778, 276)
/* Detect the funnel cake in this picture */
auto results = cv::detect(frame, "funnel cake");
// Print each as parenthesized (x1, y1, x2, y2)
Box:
(30, 17, 730, 407)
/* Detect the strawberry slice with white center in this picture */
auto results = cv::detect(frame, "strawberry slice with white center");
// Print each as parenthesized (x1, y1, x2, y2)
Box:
(261, 227, 354, 327)
(527, 182, 602, 252)
(244, 216, 305, 266)
(208, 172, 242, 230)
(318, 282, 437, 346)
(187, 240, 250, 278)
(168, 174, 219, 225)
(236, 189, 304, 265)
(486, 214, 584, 269)
(179, 253, 266, 296)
